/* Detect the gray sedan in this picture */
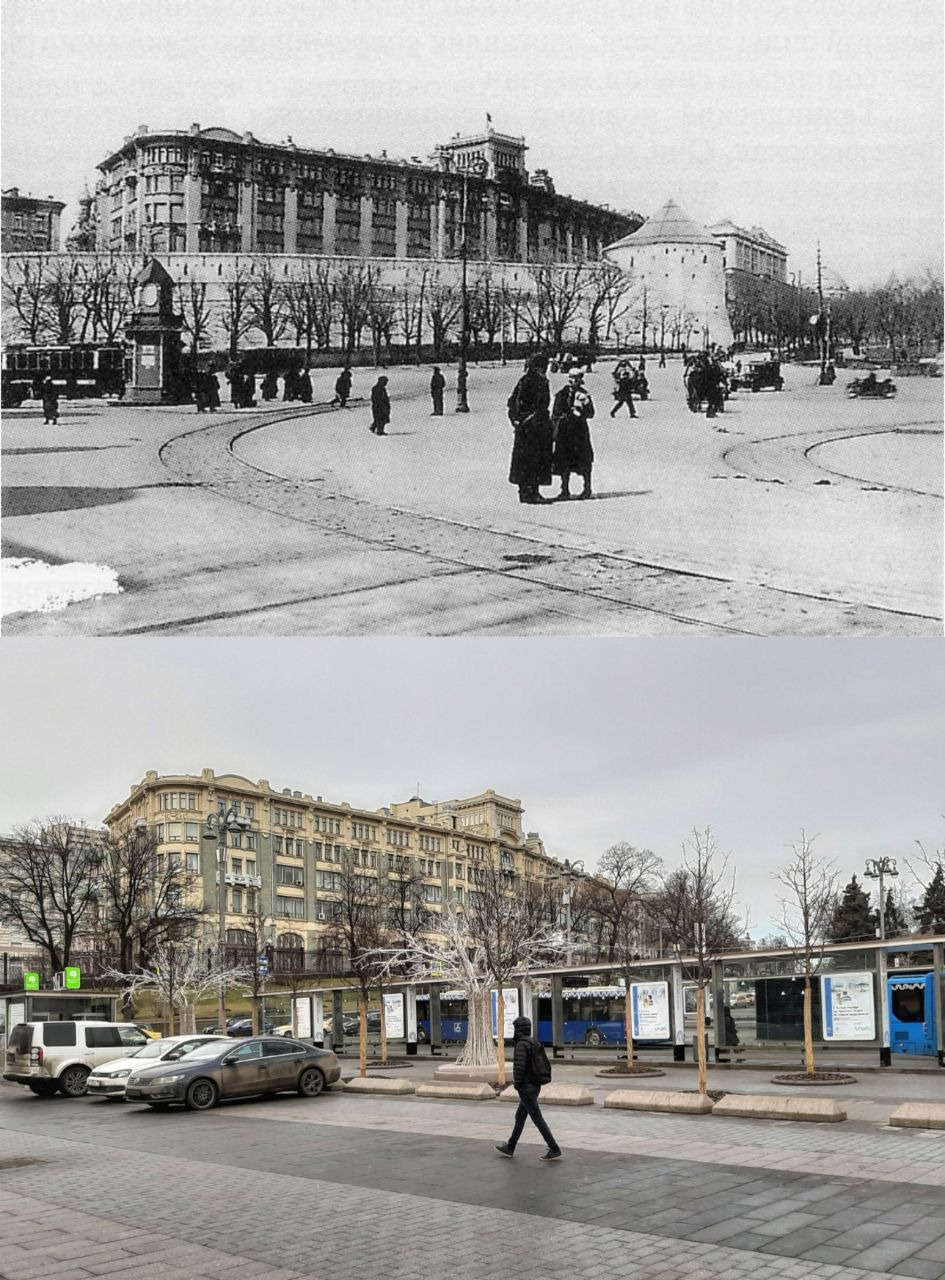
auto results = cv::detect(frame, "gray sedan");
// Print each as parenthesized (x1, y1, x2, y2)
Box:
(124, 1036, 341, 1111)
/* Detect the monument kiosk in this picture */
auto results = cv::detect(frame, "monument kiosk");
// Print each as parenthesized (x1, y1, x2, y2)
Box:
(123, 258, 186, 404)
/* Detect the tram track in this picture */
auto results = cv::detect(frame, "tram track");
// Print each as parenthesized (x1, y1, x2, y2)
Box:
(143, 401, 940, 636)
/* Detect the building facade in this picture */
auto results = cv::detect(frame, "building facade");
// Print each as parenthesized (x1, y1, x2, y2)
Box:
(605, 198, 734, 348)
(93, 124, 640, 264)
(708, 219, 788, 283)
(103, 770, 566, 967)
(1, 188, 65, 254)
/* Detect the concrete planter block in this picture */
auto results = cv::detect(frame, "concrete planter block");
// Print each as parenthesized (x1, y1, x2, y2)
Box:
(416, 1082, 496, 1101)
(434, 1063, 511, 1083)
(890, 1103, 945, 1130)
(499, 1084, 593, 1106)
(344, 1076, 415, 1095)
(712, 1093, 846, 1122)
(604, 1088, 713, 1115)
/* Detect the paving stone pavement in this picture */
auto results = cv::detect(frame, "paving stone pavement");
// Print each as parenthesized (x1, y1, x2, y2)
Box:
(1, 1084, 944, 1280)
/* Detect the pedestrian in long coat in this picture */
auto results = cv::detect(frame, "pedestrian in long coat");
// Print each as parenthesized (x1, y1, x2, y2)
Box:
(208, 372, 221, 411)
(507, 354, 552, 504)
(552, 368, 596, 499)
(332, 367, 352, 408)
(430, 366, 446, 415)
(260, 370, 279, 401)
(297, 368, 313, 403)
(370, 376, 390, 434)
(41, 377, 59, 425)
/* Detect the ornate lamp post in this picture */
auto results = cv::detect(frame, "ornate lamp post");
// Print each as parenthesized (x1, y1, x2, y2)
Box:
(864, 857, 899, 940)
(202, 804, 251, 1029)
(453, 156, 488, 413)
(549, 858, 585, 964)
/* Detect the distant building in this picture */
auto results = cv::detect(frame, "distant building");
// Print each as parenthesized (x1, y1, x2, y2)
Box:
(1, 188, 65, 253)
(708, 219, 788, 283)
(605, 198, 734, 348)
(93, 123, 640, 263)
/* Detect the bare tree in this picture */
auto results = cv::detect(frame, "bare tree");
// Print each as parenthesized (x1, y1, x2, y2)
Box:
(95, 825, 207, 1013)
(322, 850, 385, 1076)
(0, 820, 102, 975)
(44, 254, 84, 343)
(525, 263, 589, 348)
(773, 831, 840, 1076)
(246, 257, 289, 347)
(595, 843, 663, 1066)
(178, 280, 213, 356)
(221, 265, 254, 360)
(282, 265, 323, 363)
(583, 261, 635, 347)
(1, 256, 51, 343)
(657, 829, 741, 1094)
(335, 260, 380, 356)
(427, 272, 461, 360)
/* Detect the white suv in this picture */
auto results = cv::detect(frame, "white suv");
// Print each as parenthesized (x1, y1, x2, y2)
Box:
(3, 1021, 150, 1097)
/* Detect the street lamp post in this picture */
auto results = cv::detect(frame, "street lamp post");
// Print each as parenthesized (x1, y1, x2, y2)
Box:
(454, 157, 488, 414)
(864, 857, 900, 941)
(550, 859, 585, 964)
(203, 804, 251, 1030)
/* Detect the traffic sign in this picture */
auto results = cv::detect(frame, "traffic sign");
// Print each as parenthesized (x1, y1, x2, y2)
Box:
(64, 966, 81, 990)
(23, 971, 40, 991)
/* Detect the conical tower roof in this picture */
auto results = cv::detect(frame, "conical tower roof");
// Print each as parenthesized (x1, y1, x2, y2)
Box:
(607, 198, 717, 249)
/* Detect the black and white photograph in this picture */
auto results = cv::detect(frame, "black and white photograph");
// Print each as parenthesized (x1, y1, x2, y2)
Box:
(1, 0, 941, 635)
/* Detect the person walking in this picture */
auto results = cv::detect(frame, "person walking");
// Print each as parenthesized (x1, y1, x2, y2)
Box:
(41, 377, 59, 425)
(370, 375, 390, 435)
(495, 1016, 561, 1161)
(507, 354, 553, 504)
(552, 367, 596, 500)
(610, 364, 638, 418)
(332, 366, 353, 408)
(430, 366, 445, 416)
(297, 367, 313, 404)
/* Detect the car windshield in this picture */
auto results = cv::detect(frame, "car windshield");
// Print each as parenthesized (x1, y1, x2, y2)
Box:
(185, 1041, 231, 1060)
(132, 1039, 171, 1060)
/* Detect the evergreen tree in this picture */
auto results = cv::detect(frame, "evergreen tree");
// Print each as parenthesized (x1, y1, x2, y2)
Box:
(915, 864, 945, 934)
(827, 874, 876, 942)
(881, 889, 909, 937)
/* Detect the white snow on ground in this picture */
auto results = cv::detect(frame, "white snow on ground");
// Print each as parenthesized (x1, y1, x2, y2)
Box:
(0, 557, 122, 618)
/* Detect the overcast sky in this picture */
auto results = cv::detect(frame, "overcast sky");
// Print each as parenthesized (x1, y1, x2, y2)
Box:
(0, 638, 941, 935)
(2, 0, 941, 286)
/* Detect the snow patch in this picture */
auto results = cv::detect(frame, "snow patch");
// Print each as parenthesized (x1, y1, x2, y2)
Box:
(1, 557, 123, 617)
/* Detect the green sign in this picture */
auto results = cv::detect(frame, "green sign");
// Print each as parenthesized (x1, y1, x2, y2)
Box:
(23, 971, 40, 991)
(64, 967, 81, 990)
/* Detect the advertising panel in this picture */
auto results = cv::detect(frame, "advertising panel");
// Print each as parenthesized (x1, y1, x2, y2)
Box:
(490, 987, 520, 1038)
(630, 981, 671, 1040)
(293, 997, 312, 1039)
(383, 992, 405, 1039)
(821, 972, 876, 1041)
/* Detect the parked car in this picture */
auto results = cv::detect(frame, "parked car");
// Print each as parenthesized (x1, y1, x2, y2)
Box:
(226, 1017, 279, 1037)
(3, 1021, 151, 1097)
(134, 1023, 162, 1040)
(124, 1035, 341, 1111)
(272, 1024, 295, 1037)
(86, 1034, 228, 1100)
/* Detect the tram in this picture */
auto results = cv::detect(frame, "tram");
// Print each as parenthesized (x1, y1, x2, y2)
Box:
(2, 343, 126, 406)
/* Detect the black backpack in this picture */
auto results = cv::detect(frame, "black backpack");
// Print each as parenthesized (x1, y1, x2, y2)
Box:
(528, 1038, 552, 1085)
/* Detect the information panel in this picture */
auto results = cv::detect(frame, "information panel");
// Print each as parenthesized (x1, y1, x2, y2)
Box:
(293, 997, 312, 1039)
(821, 972, 876, 1041)
(490, 987, 520, 1038)
(383, 993, 405, 1039)
(630, 981, 671, 1040)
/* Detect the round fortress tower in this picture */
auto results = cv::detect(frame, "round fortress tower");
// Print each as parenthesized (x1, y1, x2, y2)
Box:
(606, 198, 733, 349)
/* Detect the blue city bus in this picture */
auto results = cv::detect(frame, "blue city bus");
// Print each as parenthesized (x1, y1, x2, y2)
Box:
(888, 973, 938, 1057)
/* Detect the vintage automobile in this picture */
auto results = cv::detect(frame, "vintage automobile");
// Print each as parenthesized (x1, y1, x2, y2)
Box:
(732, 358, 784, 392)
(847, 373, 897, 398)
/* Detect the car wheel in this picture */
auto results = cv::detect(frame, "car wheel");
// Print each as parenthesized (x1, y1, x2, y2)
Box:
(28, 1080, 59, 1097)
(146, 1102, 171, 1111)
(584, 1029, 604, 1048)
(297, 1066, 326, 1097)
(58, 1066, 90, 1098)
(184, 1078, 219, 1112)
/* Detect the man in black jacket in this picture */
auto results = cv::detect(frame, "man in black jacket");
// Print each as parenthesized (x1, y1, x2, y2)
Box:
(495, 1016, 561, 1160)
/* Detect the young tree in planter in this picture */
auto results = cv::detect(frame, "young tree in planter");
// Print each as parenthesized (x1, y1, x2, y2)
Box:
(0, 820, 102, 976)
(322, 850, 386, 1077)
(773, 831, 840, 1076)
(595, 843, 663, 1069)
(658, 829, 741, 1094)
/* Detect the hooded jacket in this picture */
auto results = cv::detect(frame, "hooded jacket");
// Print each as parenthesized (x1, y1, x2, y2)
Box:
(512, 1015, 538, 1089)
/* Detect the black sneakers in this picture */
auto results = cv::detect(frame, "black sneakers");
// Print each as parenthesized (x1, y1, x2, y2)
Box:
(495, 1143, 514, 1158)
(539, 1149, 563, 1161)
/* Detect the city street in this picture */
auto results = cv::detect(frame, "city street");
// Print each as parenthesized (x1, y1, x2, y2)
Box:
(2, 360, 941, 636)
(3, 1063, 945, 1280)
